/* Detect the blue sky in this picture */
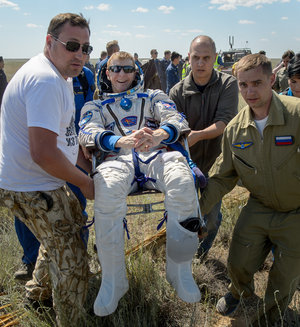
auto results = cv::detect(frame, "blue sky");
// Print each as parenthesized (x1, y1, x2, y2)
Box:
(0, 0, 299, 59)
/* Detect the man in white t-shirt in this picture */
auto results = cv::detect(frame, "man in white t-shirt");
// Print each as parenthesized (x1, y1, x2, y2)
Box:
(0, 13, 94, 327)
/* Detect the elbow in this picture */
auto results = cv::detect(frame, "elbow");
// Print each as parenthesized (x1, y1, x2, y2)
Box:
(30, 146, 51, 167)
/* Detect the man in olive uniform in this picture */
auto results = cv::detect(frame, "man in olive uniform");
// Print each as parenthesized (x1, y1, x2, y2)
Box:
(200, 53, 300, 325)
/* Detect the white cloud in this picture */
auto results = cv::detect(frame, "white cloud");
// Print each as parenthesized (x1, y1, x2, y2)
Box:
(271, 31, 276, 35)
(133, 25, 145, 29)
(132, 7, 149, 13)
(218, 3, 236, 10)
(163, 28, 172, 33)
(107, 24, 117, 28)
(158, 5, 174, 14)
(281, 16, 288, 20)
(97, 3, 110, 11)
(211, 0, 291, 11)
(0, 0, 20, 10)
(102, 30, 131, 37)
(135, 34, 151, 39)
(187, 29, 203, 33)
(295, 37, 300, 41)
(84, 5, 94, 10)
(23, 12, 30, 15)
(208, 6, 215, 9)
(239, 19, 255, 24)
(260, 38, 269, 42)
(26, 23, 42, 28)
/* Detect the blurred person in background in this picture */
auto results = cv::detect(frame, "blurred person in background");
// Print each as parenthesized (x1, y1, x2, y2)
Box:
(0, 56, 8, 108)
(95, 50, 107, 75)
(158, 50, 171, 92)
(166, 51, 180, 94)
(280, 53, 300, 98)
(273, 49, 295, 93)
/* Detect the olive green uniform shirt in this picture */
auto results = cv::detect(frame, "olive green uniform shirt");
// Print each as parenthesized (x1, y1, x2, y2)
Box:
(200, 91, 300, 214)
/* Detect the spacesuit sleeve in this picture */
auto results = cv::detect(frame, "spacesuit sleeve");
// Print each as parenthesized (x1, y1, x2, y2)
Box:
(149, 90, 190, 143)
(78, 100, 115, 152)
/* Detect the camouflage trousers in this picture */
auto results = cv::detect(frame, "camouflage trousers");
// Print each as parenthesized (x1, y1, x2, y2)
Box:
(0, 185, 89, 327)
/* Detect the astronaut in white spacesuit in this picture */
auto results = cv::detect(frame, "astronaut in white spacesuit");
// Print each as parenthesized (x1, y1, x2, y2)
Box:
(78, 51, 201, 316)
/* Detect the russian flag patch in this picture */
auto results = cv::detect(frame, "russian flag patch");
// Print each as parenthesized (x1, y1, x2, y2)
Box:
(275, 136, 294, 146)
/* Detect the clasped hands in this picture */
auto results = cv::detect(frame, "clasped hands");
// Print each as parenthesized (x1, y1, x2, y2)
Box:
(116, 127, 168, 152)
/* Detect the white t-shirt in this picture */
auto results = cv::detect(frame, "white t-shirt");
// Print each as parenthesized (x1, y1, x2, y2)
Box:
(0, 53, 78, 191)
(254, 116, 268, 138)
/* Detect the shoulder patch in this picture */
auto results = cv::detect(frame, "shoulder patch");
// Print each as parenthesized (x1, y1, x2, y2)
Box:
(121, 116, 137, 127)
(160, 101, 176, 110)
(275, 136, 294, 146)
(232, 142, 253, 149)
(79, 111, 93, 127)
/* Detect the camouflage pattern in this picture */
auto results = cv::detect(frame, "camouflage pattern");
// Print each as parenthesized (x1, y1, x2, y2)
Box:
(0, 185, 89, 327)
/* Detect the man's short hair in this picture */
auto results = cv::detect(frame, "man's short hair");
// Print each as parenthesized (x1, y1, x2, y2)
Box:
(258, 50, 266, 55)
(100, 51, 107, 59)
(0, 56, 3, 62)
(164, 50, 171, 56)
(282, 50, 295, 60)
(150, 49, 158, 56)
(287, 53, 300, 79)
(47, 13, 90, 37)
(189, 35, 216, 54)
(171, 51, 180, 61)
(235, 54, 272, 76)
(106, 40, 119, 56)
(107, 51, 135, 68)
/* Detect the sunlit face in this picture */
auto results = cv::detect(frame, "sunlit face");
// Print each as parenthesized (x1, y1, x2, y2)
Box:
(45, 22, 90, 79)
(107, 58, 136, 93)
(188, 39, 216, 85)
(288, 76, 300, 98)
(237, 66, 275, 111)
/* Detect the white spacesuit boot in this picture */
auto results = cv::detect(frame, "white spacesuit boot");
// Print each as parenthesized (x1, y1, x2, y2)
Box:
(166, 211, 201, 303)
(93, 216, 129, 316)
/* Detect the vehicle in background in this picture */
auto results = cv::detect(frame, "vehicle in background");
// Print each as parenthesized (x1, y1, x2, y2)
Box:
(221, 36, 251, 75)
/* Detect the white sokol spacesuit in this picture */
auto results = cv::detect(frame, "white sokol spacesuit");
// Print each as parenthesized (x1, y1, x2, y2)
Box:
(78, 66, 201, 316)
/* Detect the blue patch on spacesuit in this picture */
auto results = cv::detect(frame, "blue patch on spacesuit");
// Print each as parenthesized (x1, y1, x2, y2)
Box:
(160, 101, 176, 110)
(144, 117, 160, 129)
(121, 116, 137, 127)
(105, 122, 115, 131)
(79, 111, 93, 127)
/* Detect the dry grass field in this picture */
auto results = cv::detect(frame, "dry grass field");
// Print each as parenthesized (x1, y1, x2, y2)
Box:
(1, 58, 299, 326)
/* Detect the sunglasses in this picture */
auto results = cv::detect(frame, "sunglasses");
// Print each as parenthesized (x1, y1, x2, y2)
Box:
(108, 65, 136, 73)
(50, 35, 93, 55)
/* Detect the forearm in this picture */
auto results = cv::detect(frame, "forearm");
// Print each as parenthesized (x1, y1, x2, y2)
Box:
(189, 121, 226, 146)
(34, 147, 91, 189)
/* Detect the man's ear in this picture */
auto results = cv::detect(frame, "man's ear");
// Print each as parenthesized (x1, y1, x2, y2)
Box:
(46, 34, 52, 48)
(270, 73, 276, 86)
(106, 69, 110, 80)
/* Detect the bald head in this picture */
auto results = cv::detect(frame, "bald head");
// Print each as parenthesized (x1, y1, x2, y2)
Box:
(190, 35, 216, 54)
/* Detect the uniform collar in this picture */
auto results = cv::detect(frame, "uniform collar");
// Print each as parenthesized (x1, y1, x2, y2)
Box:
(241, 91, 285, 128)
(182, 69, 218, 96)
